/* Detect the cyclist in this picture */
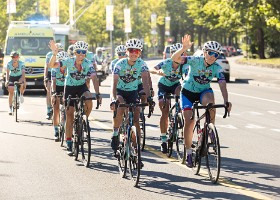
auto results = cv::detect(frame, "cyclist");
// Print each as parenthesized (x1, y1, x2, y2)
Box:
(51, 51, 69, 141)
(172, 34, 232, 168)
(67, 44, 75, 58)
(110, 38, 151, 154)
(45, 43, 64, 120)
(48, 40, 102, 154)
(110, 45, 127, 73)
(5, 51, 25, 115)
(150, 43, 189, 153)
(94, 47, 106, 65)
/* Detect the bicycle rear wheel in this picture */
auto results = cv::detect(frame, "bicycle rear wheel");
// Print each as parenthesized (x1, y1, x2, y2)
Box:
(80, 117, 91, 167)
(140, 112, 146, 151)
(205, 123, 221, 184)
(175, 114, 186, 163)
(127, 126, 141, 187)
(59, 124, 65, 147)
(191, 125, 203, 175)
(60, 106, 66, 147)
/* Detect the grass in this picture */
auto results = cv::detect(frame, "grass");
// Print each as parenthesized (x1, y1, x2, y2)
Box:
(238, 57, 280, 68)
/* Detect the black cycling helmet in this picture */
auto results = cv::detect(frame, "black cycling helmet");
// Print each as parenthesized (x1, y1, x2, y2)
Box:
(10, 51, 19, 57)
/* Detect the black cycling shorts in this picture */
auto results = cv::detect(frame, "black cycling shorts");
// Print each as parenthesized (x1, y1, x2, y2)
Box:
(157, 82, 180, 100)
(64, 84, 89, 107)
(117, 89, 139, 104)
(8, 75, 21, 86)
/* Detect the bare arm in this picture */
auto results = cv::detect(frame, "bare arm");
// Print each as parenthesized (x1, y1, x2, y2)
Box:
(141, 71, 150, 101)
(111, 74, 119, 100)
(218, 81, 232, 112)
(48, 40, 58, 69)
(91, 75, 100, 94)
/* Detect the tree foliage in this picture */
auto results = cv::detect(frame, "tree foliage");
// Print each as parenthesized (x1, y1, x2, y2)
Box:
(0, 0, 279, 58)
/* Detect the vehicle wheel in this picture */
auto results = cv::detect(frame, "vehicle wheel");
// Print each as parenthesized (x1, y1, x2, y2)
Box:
(225, 74, 230, 82)
(2, 83, 8, 95)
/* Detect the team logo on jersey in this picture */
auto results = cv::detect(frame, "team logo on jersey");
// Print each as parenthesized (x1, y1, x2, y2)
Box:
(193, 75, 211, 85)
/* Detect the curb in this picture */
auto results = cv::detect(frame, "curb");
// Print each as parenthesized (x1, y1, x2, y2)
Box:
(233, 77, 279, 88)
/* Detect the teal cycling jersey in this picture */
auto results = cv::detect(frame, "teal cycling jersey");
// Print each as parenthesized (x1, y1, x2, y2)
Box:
(61, 57, 96, 86)
(7, 60, 25, 77)
(110, 58, 119, 72)
(182, 56, 225, 93)
(113, 58, 149, 91)
(51, 67, 66, 86)
(154, 58, 189, 86)
(86, 51, 96, 65)
(45, 52, 53, 72)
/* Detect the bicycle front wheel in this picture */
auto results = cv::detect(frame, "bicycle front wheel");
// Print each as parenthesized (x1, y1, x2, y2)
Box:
(192, 125, 203, 175)
(140, 112, 146, 151)
(205, 123, 221, 184)
(14, 90, 18, 122)
(80, 116, 91, 167)
(127, 126, 141, 187)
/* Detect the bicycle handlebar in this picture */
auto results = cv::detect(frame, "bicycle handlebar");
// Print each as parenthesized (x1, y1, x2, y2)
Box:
(66, 95, 100, 110)
(113, 102, 149, 118)
(190, 102, 229, 120)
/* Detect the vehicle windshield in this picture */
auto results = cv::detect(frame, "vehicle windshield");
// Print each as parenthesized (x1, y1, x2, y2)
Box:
(5, 37, 52, 56)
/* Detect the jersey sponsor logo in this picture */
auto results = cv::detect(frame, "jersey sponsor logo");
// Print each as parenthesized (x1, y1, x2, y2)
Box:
(193, 75, 211, 85)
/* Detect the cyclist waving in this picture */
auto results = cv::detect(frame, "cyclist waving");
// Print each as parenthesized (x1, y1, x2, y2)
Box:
(172, 34, 232, 168)
(49, 40, 102, 154)
(110, 38, 151, 153)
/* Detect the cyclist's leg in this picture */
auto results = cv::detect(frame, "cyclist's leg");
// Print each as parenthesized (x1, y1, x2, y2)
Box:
(181, 89, 198, 167)
(200, 88, 215, 124)
(7, 83, 15, 114)
(52, 95, 60, 141)
(111, 90, 126, 152)
(80, 84, 92, 117)
(45, 71, 52, 119)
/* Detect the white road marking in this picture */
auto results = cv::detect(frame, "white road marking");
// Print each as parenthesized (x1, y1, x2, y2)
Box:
(245, 124, 265, 129)
(267, 111, 280, 115)
(213, 89, 280, 104)
(271, 129, 280, 132)
(215, 124, 238, 129)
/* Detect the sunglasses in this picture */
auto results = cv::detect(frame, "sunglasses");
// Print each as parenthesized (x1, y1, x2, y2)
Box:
(128, 48, 141, 54)
(12, 56, 19, 59)
(75, 50, 87, 55)
(118, 52, 126, 56)
(207, 51, 219, 58)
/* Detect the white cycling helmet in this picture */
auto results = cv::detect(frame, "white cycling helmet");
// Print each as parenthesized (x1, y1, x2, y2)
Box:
(56, 51, 69, 61)
(115, 45, 126, 53)
(202, 41, 222, 52)
(125, 38, 143, 51)
(96, 47, 102, 54)
(170, 43, 183, 53)
(67, 44, 74, 56)
(55, 43, 64, 51)
(73, 41, 88, 51)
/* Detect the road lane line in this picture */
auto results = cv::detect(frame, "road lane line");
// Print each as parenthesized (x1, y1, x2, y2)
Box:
(213, 89, 280, 104)
(88, 118, 272, 200)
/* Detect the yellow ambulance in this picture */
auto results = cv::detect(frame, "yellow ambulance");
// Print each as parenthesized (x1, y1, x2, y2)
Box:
(2, 21, 54, 95)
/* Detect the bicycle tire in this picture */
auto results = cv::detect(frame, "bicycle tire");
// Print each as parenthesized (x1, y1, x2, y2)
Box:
(15, 89, 18, 122)
(192, 124, 203, 175)
(72, 120, 80, 160)
(81, 117, 91, 167)
(127, 126, 141, 187)
(205, 123, 221, 184)
(60, 124, 65, 147)
(117, 119, 127, 178)
(167, 126, 173, 158)
(140, 112, 146, 151)
(175, 114, 186, 163)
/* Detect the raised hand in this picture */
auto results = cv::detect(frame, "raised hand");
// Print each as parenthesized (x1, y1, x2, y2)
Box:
(48, 40, 58, 54)
(181, 34, 194, 50)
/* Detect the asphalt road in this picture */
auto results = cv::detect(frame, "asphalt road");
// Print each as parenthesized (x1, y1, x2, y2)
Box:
(0, 58, 279, 200)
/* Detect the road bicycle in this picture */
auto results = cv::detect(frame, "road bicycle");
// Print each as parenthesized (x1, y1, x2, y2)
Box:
(53, 93, 66, 146)
(114, 101, 150, 187)
(191, 101, 229, 183)
(11, 81, 23, 122)
(67, 94, 100, 167)
(163, 94, 185, 163)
